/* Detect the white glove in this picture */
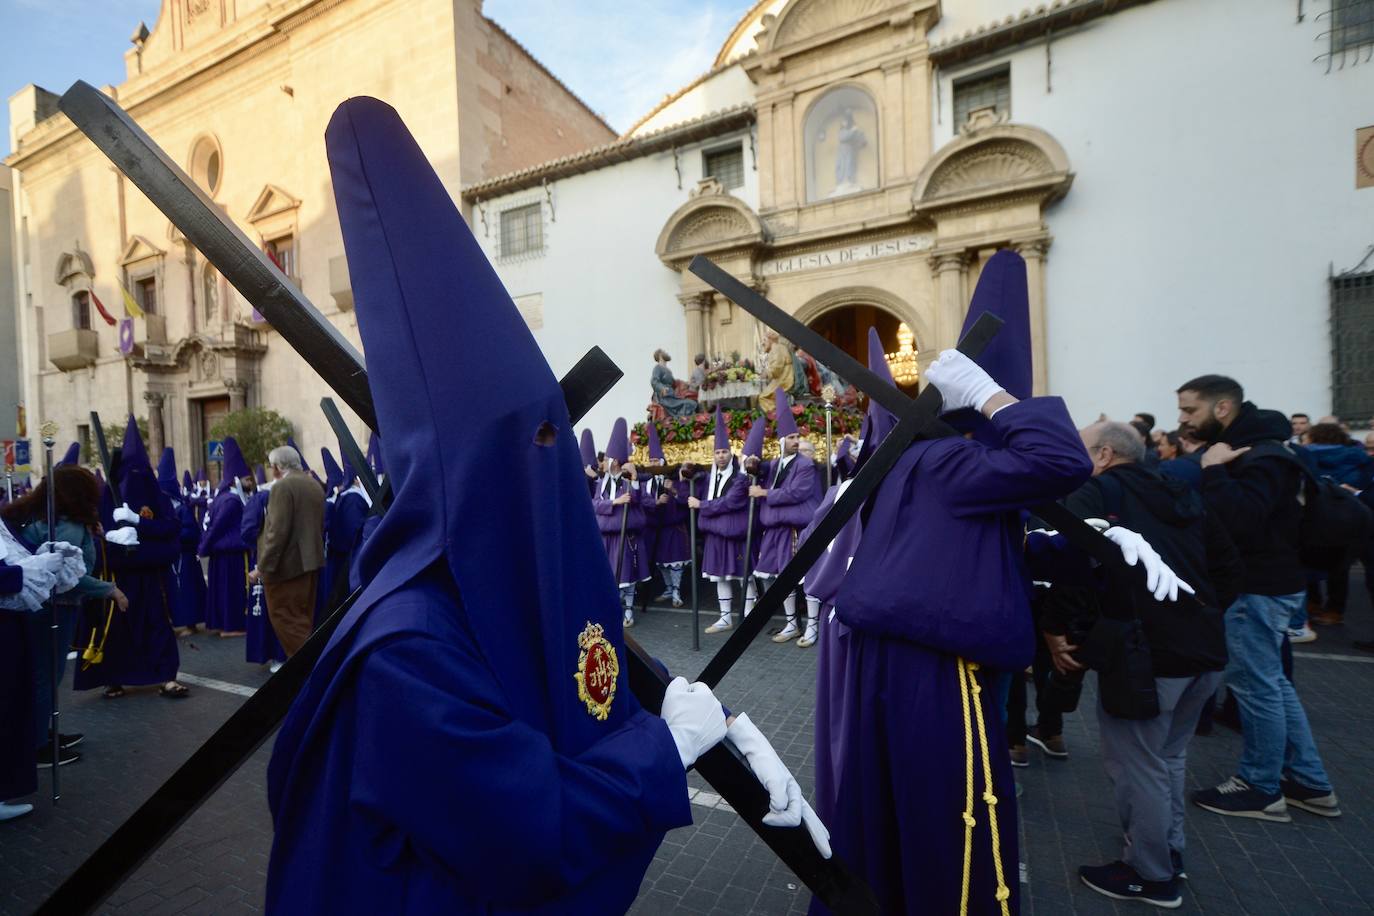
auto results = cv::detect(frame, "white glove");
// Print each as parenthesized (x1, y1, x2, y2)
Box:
(726, 713, 832, 858)
(1103, 526, 1195, 602)
(924, 349, 1004, 414)
(112, 503, 140, 526)
(659, 676, 727, 769)
(35, 542, 86, 593)
(105, 526, 141, 548)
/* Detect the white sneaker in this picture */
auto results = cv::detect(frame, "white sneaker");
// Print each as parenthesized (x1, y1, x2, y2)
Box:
(705, 618, 732, 634)
(1287, 626, 1316, 644)
(0, 802, 34, 823)
(268, 661, 283, 674)
(771, 621, 800, 644)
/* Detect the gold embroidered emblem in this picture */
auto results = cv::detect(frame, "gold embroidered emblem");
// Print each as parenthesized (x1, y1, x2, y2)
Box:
(574, 621, 618, 721)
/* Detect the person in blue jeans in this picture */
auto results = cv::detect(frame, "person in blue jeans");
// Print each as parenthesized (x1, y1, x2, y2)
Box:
(1177, 375, 1339, 821)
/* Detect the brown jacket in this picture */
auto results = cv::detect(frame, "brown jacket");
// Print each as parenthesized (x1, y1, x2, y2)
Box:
(257, 470, 325, 583)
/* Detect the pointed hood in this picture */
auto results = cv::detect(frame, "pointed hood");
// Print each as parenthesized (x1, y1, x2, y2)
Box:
(321, 447, 343, 493)
(116, 414, 165, 516)
(254, 464, 267, 485)
(182, 470, 193, 493)
(336, 439, 357, 487)
(219, 436, 250, 492)
(197, 467, 207, 483)
(856, 326, 899, 467)
(57, 442, 80, 467)
(317, 96, 646, 748)
(713, 407, 729, 451)
(742, 413, 766, 459)
(366, 433, 385, 476)
(645, 422, 665, 463)
(287, 435, 310, 473)
(943, 250, 1032, 444)
(579, 429, 597, 471)
(157, 447, 180, 499)
(605, 418, 629, 465)
(772, 387, 798, 438)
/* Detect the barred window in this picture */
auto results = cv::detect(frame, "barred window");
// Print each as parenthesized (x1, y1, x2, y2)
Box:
(1332, 269, 1374, 423)
(71, 291, 91, 330)
(704, 145, 744, 189)
(953, 66, 1010, 129)
(500, 203, 543, 258)
(1332, 0, 1374, 54)
(135, 276, 158, 315)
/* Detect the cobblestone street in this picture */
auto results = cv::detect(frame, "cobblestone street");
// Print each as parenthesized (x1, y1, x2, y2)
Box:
(2, 572, 1373, 916)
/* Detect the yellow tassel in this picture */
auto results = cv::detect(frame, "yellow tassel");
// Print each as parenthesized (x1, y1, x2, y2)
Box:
(957, 659, 977, 916)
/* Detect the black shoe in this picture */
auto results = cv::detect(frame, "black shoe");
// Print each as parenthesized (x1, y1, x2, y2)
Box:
(49, 732, 83, 750)
(35, 746, 81, 768)
(1170, 849, 1186, 881)
(1280, 777, 1341, 817)
(1192, 776, 1290, 822)
(1079, 861, 1181, 908)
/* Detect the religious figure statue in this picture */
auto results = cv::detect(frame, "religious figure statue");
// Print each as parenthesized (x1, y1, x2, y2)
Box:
(831, 109, 867, 197)
(757, 331, 795, 414)
(650, 349, 698, 418)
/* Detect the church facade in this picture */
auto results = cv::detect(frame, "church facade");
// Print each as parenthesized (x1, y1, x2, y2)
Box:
(6, 0, 1373, 474)
(5, 0, 614, 474)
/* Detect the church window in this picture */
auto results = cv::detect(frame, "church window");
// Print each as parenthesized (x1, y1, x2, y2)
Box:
(1331, 267, 1374, 422)
(135, 276, 158, 315)
(1331, 0, 1374, 54)
(71, 290, 92, 330)
(953, 66, 1011, 130)
(803, 86, 879, 202)
(266, 235, 296, 280)
(500, 203, 544, 258)
(703, 145, 744, 190)
(189, 135, 223, 196)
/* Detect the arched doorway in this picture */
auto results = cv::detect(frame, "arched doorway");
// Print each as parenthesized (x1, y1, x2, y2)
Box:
(805, 303, 917, 390)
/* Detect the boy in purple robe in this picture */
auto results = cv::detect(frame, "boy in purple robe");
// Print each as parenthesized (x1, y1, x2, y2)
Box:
(314, 447, 345, 626)
(159, 448, 206, 634)
(593, 418, 649, 628)
(580, 429, 599, 496)
(75, 416, 187, 698)
(241, 477, 287, 668)
(643, 423, 690, 607)
(690, 408, 757, 633)
(750, 387, 821, 644)
(329, 452, 372, 599)
(198, 437, 252, 637)
(267, 97, 824, 913)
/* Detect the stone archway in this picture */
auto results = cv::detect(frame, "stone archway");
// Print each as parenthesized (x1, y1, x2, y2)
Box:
(793, 285, 931, 387)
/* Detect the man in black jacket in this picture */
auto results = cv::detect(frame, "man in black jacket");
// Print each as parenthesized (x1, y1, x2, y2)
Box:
(1043, 421, 1242, 907)
(1177, 375, 1340, 823)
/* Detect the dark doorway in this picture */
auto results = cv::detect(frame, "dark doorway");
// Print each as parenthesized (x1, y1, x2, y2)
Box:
(194, 395, 231, 486)
(806, 305, 908, 384)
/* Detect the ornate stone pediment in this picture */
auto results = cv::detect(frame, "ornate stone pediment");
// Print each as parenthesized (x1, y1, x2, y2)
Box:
(757, 0, 926, 56)
(655, 181, 766, 267)
(912, 122, 1073, 214)
(119, 235, 166, 266)
(53, 246, 95, 285)
(246, 184, 301, 224)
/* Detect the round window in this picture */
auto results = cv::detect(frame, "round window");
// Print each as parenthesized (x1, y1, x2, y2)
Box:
(190, 135, 223, 195)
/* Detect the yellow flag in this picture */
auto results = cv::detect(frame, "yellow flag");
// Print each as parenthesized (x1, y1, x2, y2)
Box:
(120, 282, 144, 319)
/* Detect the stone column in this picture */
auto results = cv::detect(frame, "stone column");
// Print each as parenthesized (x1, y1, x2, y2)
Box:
(143, 390, 166, 457)
(928, 249, 969, 351)
(223, 378, 248, 412)
(679, 292, 709, 362)
(1016, 238, 1052, 396)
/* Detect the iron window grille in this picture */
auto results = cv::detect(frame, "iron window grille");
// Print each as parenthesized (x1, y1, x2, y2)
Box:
(704, 145, 745, 190)
(952, 66, 1011, 130)
(499, 202, 544, 261)
(1331, 257, 1374, 423)
(1318, 0, 1374, 70)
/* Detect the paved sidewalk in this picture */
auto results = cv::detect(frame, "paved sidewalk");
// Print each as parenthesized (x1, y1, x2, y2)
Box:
(2, 574, 1373, 915)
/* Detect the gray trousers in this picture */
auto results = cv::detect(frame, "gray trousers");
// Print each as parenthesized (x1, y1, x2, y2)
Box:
(1097, 670, 1222, 882)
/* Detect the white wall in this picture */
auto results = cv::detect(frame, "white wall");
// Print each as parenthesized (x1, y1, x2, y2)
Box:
(933, 0, 1374, 428)
(631, 65, 757, 137)
(475, 126, 760, 443)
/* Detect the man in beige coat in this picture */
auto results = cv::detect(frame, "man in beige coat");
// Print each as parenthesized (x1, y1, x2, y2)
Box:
(253, 444, 325, 656)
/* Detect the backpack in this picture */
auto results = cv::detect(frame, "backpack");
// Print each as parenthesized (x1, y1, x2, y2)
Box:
(1243, 441, 1373, 561)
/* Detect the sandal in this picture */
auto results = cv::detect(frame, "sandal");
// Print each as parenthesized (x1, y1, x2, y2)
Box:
(159, 683, 190, 699)
(103, 686, 126, 699)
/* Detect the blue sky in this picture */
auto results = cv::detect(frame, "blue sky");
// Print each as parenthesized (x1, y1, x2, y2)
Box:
(1, 0, 756, 156)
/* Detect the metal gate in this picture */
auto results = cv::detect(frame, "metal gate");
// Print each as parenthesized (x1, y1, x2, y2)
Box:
(1331, 259, 1374, 423)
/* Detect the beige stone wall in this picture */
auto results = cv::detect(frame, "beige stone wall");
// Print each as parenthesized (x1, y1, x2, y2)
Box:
(7, 0, 611, 473)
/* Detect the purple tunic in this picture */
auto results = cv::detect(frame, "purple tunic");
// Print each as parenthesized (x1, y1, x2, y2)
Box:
(199, 492, 249, 633)
(814, 398, 1092, 916)
(643, 474, 689, 566)
(755, 455, 821, 576)
(696, 463, 753, 580)
(592, 477, 649, 585)
(168, 497, 206, 627)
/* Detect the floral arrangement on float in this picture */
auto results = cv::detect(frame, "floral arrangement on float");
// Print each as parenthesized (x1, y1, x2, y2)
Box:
(698, 352, 758, 391)
(630, 403, 863, 465)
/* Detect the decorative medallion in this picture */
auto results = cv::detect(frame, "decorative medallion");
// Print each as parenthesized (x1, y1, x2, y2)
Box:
(574, 621, 619, 721)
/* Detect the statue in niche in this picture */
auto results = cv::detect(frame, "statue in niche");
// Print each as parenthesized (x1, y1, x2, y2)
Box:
(818, 108, 867, 198)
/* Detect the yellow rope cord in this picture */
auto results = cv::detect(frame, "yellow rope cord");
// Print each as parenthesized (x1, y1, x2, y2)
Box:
(956, 658, 977, 916)
(965, 660, 1012, 915)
